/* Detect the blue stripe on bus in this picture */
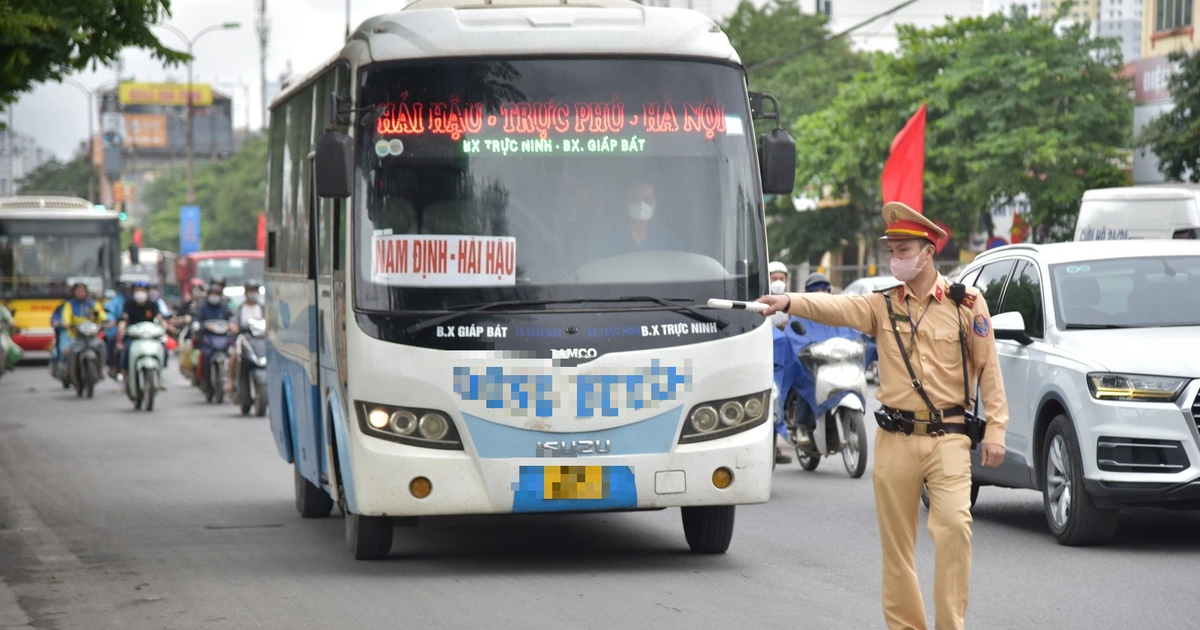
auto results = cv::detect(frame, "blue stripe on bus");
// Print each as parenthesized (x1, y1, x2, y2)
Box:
(512, 466, 637, 512)
(460, 406, 682, 459)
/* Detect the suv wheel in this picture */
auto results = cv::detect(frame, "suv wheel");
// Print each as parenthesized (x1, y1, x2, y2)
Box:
(1042, 415, 1119, 546)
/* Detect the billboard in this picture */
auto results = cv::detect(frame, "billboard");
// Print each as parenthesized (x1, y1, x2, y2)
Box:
(123, 114, 168, 148)
(119, 82, 213, 107)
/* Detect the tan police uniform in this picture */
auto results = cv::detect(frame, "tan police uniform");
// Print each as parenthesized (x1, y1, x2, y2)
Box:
(782, 202, 1009, 630)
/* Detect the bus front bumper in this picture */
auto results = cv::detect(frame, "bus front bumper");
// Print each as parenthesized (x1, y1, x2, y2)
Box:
(344, 420, 773, 517)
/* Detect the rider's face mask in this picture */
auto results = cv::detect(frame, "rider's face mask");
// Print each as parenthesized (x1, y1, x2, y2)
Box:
(246, 292, 259, 304)
(133, 291, 149, 304)
(207, 294, 222, 306)
(769, 280, 787, 295)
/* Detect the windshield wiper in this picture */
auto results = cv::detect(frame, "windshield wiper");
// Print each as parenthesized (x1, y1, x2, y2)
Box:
(402, 296, 728, 337)
(612, 296, 728, 329)
(1063, 323, 1128, 330)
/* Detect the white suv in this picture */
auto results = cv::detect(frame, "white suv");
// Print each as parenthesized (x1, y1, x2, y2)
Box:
(957, 240, 1200, 545)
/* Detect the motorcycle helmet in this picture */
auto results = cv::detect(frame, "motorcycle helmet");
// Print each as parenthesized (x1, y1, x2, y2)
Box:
(210, 275, 227, 289)
(804, 272, 832, 293)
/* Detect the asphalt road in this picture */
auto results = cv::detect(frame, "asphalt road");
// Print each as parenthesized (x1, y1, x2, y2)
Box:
(1, 363, 1199, 630)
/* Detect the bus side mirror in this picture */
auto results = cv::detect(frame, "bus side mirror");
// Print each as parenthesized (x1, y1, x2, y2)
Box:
(315, 129, 354, 199)
(759, 128, 797, 195)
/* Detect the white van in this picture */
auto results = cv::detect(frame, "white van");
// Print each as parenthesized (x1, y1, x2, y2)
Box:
(1074, 185, 1200, 241)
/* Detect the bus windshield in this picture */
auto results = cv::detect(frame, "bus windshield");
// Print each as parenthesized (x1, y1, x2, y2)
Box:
(0, 219, 119, 299)
(194, 257, 265, 287)
(354, 58, 764, 312)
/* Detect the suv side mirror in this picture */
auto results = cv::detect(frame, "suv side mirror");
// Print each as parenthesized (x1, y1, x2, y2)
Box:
(759, 128, 797, 195)
(992, 311, 1033, 345)
(315, 129, 354, 199)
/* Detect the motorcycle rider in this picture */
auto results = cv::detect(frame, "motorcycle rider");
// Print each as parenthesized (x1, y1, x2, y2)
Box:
(50, 283, 107, 367)
(116, 280, 167, 385)
(104, 280, 129, 379)
(768, 261, 793, 464)
(227, 279, 265, 393)
(193, 285, 235, 386)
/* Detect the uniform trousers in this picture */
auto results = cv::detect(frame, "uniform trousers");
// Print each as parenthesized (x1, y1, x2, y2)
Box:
(873, 428, 974, 630)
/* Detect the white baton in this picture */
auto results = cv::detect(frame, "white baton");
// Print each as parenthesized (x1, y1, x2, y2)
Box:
(707, 299, 769, 314)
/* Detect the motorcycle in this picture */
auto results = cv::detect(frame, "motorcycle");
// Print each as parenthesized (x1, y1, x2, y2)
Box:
(0, 305, 20, 379)
(68, 320, 106, 398)
(194, 319, 232, 403)
(125, 321, 167, 411)
(776, 318, 870, 478)
(232, 318, 268, 417)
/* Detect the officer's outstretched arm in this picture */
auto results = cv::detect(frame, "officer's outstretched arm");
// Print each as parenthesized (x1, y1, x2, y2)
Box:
(784, 292, 878, 336)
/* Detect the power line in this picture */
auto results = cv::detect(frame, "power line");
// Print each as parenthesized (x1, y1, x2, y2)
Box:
(746, 0, 924, 73)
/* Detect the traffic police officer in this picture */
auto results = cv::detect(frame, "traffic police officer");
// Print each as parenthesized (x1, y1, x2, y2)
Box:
(757, 202, 1009, 630)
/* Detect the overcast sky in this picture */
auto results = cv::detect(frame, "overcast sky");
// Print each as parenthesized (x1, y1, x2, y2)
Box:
(10, 0, 432, 160)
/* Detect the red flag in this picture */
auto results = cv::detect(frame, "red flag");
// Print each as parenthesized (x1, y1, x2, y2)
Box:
(132, 228, 143, 247)
(256, 212, 267, 251)
(933, 220, 952, 254)
(882, 103, 927, 212)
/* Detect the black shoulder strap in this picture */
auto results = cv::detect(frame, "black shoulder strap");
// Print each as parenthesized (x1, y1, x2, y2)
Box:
(950, 285, 973, 409)
(883, 292, 939, 416)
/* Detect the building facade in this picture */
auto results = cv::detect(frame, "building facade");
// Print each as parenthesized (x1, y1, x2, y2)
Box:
(0, 126, 55, 196)
(1129, 0, 1198, 184)
(1099, 0, 1143, 61)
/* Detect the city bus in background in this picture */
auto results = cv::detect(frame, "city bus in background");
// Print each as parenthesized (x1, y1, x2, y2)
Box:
(177, 249, 265, 307)
(264, 0, 796, 560)
(0, 196, 121, 353)
(122, 247, 181, 307)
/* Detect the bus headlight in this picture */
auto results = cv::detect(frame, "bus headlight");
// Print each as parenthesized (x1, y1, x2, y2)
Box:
(355, 401, 463, 450)
(679, 391, 770, 444)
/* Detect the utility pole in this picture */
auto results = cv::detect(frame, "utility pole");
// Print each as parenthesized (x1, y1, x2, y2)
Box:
(62, 78, 96, 203)
(158, 22, 241, 204)
(256, 0, 270, 130)
(345, 0, 351, 40)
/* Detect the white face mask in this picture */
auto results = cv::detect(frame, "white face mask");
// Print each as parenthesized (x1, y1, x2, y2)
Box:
(246, 294, 259, 304)
(769, 280, 787, 295)
(133, 291, 149, 304)
(628, 201, 655, 221)
(889, 246, 931, 282)
(207, 295, 222, 306)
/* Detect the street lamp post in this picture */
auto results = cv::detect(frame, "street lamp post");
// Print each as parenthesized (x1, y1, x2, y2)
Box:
(62, 78, 96, 203)
(157, 22, 241, 204)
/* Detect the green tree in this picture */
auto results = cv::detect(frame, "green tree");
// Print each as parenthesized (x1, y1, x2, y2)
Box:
(17, 146, 92, 197)
(721, 0, 867, 264)
(1141, 51, 1200, 182)
(140, 135, 267, 251)
(0, 0, 188, 111)
(794, 6, 1131, 251)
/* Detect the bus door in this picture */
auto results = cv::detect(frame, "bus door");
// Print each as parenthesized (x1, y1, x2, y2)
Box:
(312, 157, 346, 495)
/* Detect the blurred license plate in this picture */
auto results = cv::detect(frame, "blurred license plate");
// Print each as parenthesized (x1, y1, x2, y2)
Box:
(543, 466, 606, 500)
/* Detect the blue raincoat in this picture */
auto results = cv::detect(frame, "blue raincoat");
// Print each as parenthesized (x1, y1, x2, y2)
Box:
(772, 317, 874, 437)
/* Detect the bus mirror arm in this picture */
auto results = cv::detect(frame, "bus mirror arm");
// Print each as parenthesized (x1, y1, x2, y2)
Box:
(315, 129, 355, 199)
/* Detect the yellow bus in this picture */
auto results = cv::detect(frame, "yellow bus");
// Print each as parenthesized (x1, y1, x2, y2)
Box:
(0, 196, 121, 353)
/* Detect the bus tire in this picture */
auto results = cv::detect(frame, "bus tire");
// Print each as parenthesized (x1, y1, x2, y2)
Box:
(345, 511, 393, 560)
(681, 505, 735, 554)
(294, 465, 334, 518)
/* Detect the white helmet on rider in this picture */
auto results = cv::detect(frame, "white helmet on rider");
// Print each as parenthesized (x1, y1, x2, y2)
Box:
(768, 261, 789, 277)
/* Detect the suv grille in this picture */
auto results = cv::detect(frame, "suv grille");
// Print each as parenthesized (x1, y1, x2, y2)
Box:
(1193, 391, 1200, 433)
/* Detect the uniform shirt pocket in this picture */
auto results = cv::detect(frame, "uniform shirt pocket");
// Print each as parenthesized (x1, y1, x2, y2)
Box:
(931, 328, 962, 364)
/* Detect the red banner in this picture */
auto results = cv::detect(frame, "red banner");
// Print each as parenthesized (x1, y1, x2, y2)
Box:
(256, 213, 266, 252)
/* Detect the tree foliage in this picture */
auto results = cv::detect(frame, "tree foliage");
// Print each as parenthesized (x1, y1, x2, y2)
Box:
(793, 6, 1131, 252)
(1141, 51, 1200, 182)
(0, 0, 188, 111)
(17, 146, 92, 198)
(721, 0, 866, 263)
(140, 135, 267, 252)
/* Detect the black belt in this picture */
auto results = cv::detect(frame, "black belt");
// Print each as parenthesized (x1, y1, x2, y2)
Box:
(881, 406, 968, 437)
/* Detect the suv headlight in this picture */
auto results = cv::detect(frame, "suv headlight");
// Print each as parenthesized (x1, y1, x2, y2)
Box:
(355, 401, 464, 449)
(1087, 373, 1188, 402)
(679, 391, 770, 444)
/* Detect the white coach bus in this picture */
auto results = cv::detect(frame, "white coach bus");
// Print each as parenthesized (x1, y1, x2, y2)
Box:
(265, 0, 796, 559)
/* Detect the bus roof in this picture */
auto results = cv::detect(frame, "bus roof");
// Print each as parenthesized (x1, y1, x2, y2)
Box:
(0, 196, 118, 220)
(274, 2, 737, 107)
(186, 250, 264, 260)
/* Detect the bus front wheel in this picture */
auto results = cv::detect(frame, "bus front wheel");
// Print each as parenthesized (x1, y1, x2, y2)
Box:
(294, 466, 333, 518)
(345, 511, 393, 560)
(681, 505, 735, 554)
